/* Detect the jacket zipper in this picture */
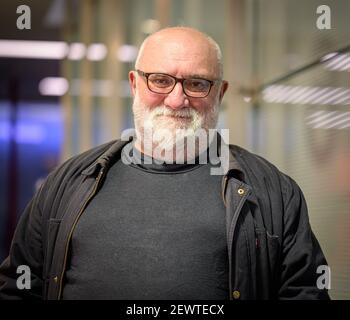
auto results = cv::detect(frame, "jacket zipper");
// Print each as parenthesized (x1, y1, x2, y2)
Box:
(228, 190, 248, 252)
(227, 185, 249, 299)
(56, 167, 105, 299)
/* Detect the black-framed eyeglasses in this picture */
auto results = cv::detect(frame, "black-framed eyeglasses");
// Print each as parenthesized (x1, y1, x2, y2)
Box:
(136, 69, 220, 98)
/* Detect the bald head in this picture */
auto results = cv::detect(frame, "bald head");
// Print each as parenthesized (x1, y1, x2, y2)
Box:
(135, 27, 223, 79)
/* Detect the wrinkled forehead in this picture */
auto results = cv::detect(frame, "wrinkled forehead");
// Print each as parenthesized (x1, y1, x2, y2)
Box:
(137, 32, 220, 78)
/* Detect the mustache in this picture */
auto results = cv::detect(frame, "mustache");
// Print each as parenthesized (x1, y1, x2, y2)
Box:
(149, 106, 199, 119)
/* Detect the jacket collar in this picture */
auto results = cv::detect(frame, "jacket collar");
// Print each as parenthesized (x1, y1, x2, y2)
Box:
(82, 133, 245, 176)
(82, 133, 249, 183)
(81, 138, 132, 176)
(221, 136, 258, 207)
(81, 133, 257, 206)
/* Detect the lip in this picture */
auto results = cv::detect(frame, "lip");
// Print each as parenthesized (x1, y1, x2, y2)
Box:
(161, 114, 192, 120)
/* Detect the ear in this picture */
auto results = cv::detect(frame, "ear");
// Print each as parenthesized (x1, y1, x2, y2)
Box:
(218, 80, 229, 103)
(129, 70, 137, 97)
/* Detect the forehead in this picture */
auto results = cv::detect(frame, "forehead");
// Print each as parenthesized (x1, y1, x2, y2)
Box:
(138, 32, 219, 78)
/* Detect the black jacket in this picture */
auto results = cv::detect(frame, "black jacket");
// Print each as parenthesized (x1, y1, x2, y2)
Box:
(0, 138, 330, 300)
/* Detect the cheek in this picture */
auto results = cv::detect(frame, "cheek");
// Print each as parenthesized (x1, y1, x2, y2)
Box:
(137, 87, 165, 108)
(190, 98, 215, 114)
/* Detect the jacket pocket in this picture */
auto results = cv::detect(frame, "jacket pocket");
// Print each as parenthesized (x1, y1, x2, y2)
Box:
(43, 219, 61, 298)
(255, 228, 281, 298)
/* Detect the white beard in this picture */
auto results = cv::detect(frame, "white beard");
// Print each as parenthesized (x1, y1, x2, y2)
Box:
(132, 92, 220, 161)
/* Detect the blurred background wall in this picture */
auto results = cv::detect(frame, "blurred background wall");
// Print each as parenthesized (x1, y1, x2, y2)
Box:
(0, 0, 349, 299)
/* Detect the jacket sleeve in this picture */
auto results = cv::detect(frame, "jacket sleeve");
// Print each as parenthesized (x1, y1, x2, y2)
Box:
(278, 176, 330, 300)
(0, 184, 45, 300)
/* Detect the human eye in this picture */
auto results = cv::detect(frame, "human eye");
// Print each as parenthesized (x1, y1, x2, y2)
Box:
(186, 79, 210, 92)
(149, 74, 173, 88)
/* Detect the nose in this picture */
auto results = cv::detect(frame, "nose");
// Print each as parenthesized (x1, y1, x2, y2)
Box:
(164, 82, 189, 110)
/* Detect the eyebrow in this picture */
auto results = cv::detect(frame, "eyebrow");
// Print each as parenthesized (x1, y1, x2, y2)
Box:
(153, 71, 212, 80)
(187, 74, 212, 79)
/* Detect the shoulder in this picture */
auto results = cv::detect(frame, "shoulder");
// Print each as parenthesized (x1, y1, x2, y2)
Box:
(229, 145, 309, 236)
(32, 140, 121, 218)
(38, 140, 119, 198)
(229, 144, 302, 201)
(51, 140, 118, 178)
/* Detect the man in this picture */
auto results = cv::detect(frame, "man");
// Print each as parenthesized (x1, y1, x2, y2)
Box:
(0, 27, 329, 300)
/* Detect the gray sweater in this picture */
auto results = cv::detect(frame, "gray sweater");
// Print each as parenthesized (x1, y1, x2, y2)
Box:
(62, 147, 228, 299)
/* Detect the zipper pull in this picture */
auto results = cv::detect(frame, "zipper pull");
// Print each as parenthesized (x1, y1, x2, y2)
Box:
(96, 168, 104, 181)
